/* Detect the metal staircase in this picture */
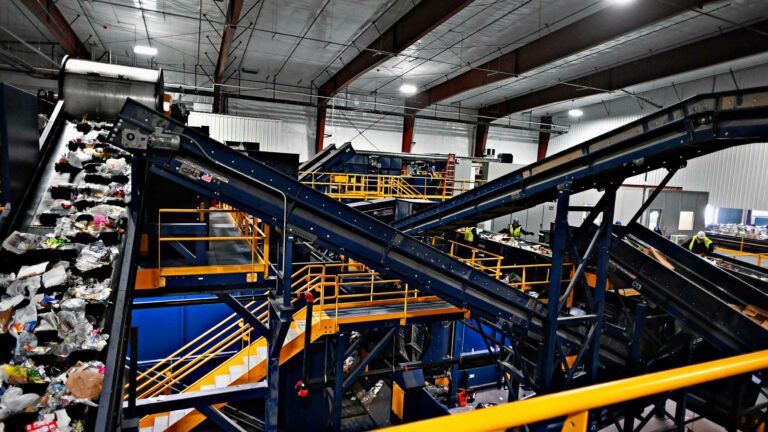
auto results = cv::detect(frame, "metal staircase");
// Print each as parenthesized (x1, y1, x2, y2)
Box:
(135, 263, 464, 431)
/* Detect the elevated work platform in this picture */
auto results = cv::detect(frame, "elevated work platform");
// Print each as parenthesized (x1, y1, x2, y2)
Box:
(137, 294, 464, 432)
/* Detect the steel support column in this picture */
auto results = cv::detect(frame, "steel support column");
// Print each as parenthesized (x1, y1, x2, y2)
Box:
(402, 113, 415, 153)
(624, 303, 647, 432)
(315, 104, 327, 154)
(449, 321, 464, 405)
(473, 122, 489, 158)
(536, 116, 552, 161)
(333, 333, 346, 432)
(213, 0, 245, 113)
(265, 233, 293, 432)
(539, 186, 570, 392)
(587, 188, 615, 382)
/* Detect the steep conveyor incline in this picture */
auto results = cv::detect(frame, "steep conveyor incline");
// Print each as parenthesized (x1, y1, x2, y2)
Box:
(610, 223, 768, 354)
(109, 100, 580, 345)
(394, 88, 768, 235)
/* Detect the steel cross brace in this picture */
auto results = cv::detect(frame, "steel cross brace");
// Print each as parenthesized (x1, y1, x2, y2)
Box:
(217, 293, 270, 340)
(539, 184, 616, 394)
(196, 405, 247, 432)
(628, 167, 680, 227)
(342, 327, 398, 390)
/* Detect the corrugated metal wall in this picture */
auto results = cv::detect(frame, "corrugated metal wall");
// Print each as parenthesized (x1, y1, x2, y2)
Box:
(548, 64, 768, 210)
(188, 111, 282, 152)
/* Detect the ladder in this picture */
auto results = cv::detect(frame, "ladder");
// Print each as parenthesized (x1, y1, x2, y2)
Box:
(442, 153, 456, 199)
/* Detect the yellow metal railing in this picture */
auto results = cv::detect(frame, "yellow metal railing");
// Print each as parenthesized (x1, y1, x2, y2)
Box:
(381, 349, 768, 432)
(712, 236, 768, 267)
(131, 237, 575, 400)
(130, 262, 420, 399)
(155, 206, 269, 280)
(447, 240, 504, 278)
(444, 239, 575, 293)
(300, 171, 483, 201)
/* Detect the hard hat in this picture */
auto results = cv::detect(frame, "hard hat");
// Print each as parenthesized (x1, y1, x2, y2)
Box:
(512, 218, 520, 224)
(696, 231, 706, 239)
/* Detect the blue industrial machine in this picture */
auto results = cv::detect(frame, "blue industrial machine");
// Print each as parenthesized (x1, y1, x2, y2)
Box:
(0, 84, 44, 236)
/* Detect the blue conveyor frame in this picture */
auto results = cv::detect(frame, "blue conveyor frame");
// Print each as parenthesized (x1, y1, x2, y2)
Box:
(394, 88, 768, 235)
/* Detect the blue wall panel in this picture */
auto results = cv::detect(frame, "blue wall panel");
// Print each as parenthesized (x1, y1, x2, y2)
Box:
(717, 208, 743, 224)
(132, 295, 233, 363)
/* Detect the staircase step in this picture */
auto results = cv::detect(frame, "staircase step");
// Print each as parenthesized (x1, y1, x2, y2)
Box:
(257, 346, 267, 361)
(285, 328, 301, 342)
(214, 374, 231, 388)
(152, 415, 169, 432)
(169, 409, 191, 425)
(229, 364, 246, 381)
(296, 320, 307, 332)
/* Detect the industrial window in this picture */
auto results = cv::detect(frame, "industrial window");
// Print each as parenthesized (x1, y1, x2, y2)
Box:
(678, 211, 695, 231)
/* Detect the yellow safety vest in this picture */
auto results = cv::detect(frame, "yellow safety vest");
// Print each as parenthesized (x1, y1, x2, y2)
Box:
(509, 225, 523, 238)
(464, 228, 474, 242)
(688, 236, 712, 251)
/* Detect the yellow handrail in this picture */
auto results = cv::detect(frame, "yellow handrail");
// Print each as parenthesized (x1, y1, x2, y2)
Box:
(130, 261, 408, 399)
(155, 205, 269, 279)
(381, 349, 768, 432)
(300, 171, 484, 201)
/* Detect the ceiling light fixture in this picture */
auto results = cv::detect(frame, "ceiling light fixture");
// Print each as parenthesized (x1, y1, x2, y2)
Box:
(568, 108, 584, 118)
(399, 83, 418, 95)
(134, 45, 157, 56)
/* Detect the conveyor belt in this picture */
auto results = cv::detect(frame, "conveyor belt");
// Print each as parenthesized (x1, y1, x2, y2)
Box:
(611, 223, 768, 354)
(109, 100, 578, 345)
(298, 142, 354, 181)
(711, 252, 768, 292)
(394, 87, 768, 235)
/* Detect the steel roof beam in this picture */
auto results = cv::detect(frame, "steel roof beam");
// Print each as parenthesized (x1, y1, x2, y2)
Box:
(317, 0, 473, 104)
(479, 19, 768, 121)
(405, 0, 710, 113)
(213, 0, 245, 112)
(19, 0, 89, 58)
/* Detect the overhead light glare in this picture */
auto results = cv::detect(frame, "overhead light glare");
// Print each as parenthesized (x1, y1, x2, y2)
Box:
(134, 45, 157, 56)
(568, 108, 584, 118)
(399, 83, 418, 95)
(611, 0, 635, 4)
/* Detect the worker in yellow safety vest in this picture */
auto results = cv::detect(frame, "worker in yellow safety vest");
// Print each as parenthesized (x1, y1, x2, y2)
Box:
(688, 231, 714, 255)
(508, 218, 532, 239)
(463, 227, 478, 245)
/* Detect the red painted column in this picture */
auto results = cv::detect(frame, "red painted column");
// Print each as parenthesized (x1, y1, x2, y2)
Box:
(402, 114, 415, 153)
(315, 104, 327, 154)
(473, 123, 489, 158)
(536, 116, 553, 161)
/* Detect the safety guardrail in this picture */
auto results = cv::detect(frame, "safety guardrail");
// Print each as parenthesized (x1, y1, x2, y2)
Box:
(381, 349, 768, 432)
(300, 171, 483, 201)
